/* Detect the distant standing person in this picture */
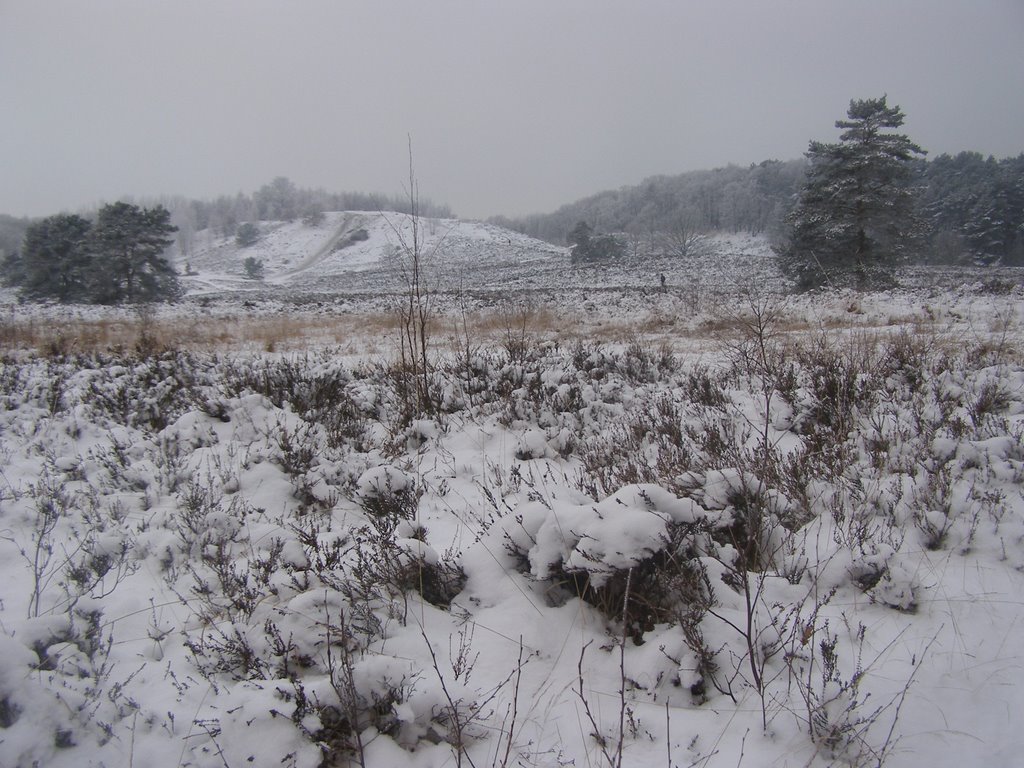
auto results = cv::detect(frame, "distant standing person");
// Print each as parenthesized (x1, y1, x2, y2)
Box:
(659, 273, 666, 292)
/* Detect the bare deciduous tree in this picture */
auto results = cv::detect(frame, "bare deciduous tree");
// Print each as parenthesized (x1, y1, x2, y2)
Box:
(657, 211, 709, 259)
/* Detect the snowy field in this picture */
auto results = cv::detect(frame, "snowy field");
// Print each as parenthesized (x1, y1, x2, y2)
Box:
(2, 224, 1024, 767)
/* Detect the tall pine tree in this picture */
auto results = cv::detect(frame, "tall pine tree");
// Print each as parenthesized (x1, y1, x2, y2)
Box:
(19, 213, 93, 302)
(781, 96, 927, 289)
(90, 202, 180, 303)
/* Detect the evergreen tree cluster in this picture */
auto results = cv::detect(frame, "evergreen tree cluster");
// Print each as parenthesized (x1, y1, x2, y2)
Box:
(497, 104, 1022, 282)
(780, 96, 927, 289)
(567, 220, 626, 263)
(494, 160, 806, 246)
(0, 176, 456, 287)
(781, 98, 1024, 288)
(0, 214, 31, 271)
(242, 256, 265, 280)
(235, 222, 261, 248)
(919, 152, 1024, 265)
(3, 202, 180, 304)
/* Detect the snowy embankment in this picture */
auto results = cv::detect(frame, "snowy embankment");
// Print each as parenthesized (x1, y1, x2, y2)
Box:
(176, 212, 569, 297)
(173, 212, 790, 300)
(173, 211, 1024, 306)
(1, 290, 1024, 767)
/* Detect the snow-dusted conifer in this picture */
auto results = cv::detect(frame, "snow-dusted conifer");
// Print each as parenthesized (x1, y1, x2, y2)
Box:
(89, 202, 180, 303)
(18, 213, 92, 302)
(781, 96, 926, 289)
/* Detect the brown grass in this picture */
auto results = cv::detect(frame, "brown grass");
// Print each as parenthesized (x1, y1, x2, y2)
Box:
(1, 294, 1017, 364)
(0, 313, 406, 355)
(0, 309, 562, 357)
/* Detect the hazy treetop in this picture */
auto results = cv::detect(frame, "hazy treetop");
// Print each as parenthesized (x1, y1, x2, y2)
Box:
(2, 0, 1022, 220)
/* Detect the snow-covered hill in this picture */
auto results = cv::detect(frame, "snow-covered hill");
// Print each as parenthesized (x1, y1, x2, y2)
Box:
(174, 213, 784, 299)
(180, 213, 1023, 304)
(175, 212, 569, 296)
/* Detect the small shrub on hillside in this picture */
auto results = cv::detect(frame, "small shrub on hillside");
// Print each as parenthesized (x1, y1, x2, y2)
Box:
(235, 222, 260, 247)
(336, 228, 369, 248)
(243, 256, 264, 280)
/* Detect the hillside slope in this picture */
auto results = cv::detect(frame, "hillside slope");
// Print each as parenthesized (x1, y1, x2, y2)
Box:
(175, 212, 568, 295)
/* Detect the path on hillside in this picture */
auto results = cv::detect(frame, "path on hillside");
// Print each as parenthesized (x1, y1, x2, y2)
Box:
(282, 213, 363, 276)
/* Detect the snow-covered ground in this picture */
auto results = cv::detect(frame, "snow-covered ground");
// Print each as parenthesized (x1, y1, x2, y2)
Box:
(174, 212, 1024, 304)
(2, 229, 1024, 767)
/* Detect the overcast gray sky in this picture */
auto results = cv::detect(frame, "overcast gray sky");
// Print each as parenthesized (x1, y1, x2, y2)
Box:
(2, 0, 1022, 220)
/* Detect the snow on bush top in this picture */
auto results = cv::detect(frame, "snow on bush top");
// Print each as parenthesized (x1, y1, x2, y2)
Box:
(356, 464, 414, 499)
(518, 483, 716, 587)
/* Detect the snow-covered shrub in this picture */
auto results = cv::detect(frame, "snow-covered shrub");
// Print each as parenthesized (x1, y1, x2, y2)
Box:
(578, 395, 693, 498)
(968, 377, 1012, 429)
(0, 630, 77, 766)
(346, 517, 466, 613)
(81, 349, 212, 432)
(782, 335, 884, 479)
(175, 481, 247, 561)
(570, 340, 615, 380)
(0, 354, 22, 409)
(390, 524, 466, 608)
(272, 418, 319, 478)
(396, 417, 442, 451)
(880, 327, 934, 393)
(504, 485, 718, 641)
(222, 353, 370, 450)
(448, 347, 503, 406)
(619, 338, 676, 383)
(683, 365, 730, 408)
(514, 428, 552, 460)
(356, 465, 418, 533)
(799, 624, 878, 761)
(0, 603, 144, 763)
(701, 467, 792, 573)
(206, 680, 322, 768)
(910, 463, 959, 550)
(868, 560, 918, 611)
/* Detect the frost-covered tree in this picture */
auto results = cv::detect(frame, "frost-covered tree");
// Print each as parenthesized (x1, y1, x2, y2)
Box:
(960, 157, 1024, 264)
(89, 202, 179, 304)
(17, 213, 93, 302)
(235, 222, 260, 247)
(243, 256, 264, 280)
(657, 211, 708, 258)
(568, 220, 625, 263)
(922, 152, 1024, 265)
(780, 96, 927, 289)
(0, 214, 32, 284)
(253, 176, 298, 221)
(567, 220, 593, 254)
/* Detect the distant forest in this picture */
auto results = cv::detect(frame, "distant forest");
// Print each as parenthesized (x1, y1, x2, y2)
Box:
(494, 152, 1024, 265)
(1, 152, 1022, 270)
(0, 177, 453, 266)
(490, 160, 806, 244)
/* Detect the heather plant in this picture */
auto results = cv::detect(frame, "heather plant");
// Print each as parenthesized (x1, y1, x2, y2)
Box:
(1, 294, 1022, 767)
